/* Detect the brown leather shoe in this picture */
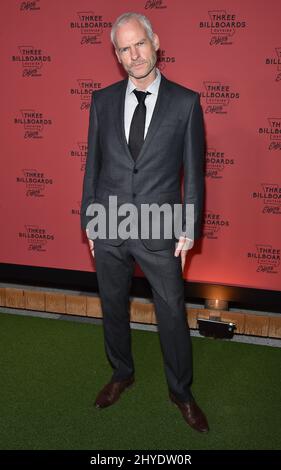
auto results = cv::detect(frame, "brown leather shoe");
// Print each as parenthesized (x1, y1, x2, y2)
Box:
(95, 376, 135, 409)
(169, 392, 209, 433)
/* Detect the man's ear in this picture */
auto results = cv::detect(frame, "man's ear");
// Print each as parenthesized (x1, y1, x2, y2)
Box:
(152, 33, 160, 52)
(115, 48, 121, 63)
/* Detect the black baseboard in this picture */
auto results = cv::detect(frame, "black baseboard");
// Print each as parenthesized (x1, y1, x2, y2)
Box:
(0, 263, 280, 314)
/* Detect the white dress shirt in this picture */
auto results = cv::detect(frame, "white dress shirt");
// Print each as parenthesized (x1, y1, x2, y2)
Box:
(124, 68, 161, 142)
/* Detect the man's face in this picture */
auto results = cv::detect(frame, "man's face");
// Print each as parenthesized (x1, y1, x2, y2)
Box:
(114, 19, 160, 80)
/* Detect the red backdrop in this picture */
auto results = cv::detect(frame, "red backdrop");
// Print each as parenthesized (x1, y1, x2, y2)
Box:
(1, 0, 280, 291)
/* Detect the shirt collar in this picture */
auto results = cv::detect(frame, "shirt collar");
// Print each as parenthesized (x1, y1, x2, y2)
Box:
(126, 68, 161, 96)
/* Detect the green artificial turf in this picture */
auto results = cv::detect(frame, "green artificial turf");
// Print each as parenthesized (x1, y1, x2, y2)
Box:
(0, 312, 280, 450)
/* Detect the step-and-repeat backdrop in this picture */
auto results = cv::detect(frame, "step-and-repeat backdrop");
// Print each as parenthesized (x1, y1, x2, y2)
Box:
(1, 0, 280, 291)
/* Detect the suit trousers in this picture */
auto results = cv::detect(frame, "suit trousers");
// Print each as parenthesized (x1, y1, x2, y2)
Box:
(94, 237, 193, 402)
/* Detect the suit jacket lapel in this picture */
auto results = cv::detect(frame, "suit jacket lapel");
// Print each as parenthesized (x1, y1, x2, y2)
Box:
(138, 75, 172, 161)
(115, 78, 134, 164)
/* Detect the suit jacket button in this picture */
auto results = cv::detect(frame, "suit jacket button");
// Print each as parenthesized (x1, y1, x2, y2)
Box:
(133, 193, 136, 198)
(133, 169, 138, 174)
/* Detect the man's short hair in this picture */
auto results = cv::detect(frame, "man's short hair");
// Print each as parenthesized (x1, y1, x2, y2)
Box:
(111, 12, 154, 47)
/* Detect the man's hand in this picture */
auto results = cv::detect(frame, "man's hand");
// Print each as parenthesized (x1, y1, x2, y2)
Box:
(86, 229, 95, 257)
(174, 236, 194, 271)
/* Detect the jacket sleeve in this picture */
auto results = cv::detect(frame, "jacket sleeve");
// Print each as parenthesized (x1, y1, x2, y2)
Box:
(182, 92, 205, 241)
(80, 92, 102, 230)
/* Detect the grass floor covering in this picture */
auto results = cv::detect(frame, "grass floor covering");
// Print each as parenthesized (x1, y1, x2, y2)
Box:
(0, 312, 280, 450)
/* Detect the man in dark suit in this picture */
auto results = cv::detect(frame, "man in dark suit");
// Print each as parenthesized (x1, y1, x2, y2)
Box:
(81, 12, 209, 433)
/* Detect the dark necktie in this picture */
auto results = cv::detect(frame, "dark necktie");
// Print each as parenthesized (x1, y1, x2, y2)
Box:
(128, 90, 151, 161)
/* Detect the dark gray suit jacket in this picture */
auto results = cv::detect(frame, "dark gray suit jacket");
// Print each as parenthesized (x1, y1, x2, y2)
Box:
(81, 74, 205, 250)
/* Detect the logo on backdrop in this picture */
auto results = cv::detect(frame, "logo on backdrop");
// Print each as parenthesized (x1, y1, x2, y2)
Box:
(14, 109, 52, 138)
(12, 46, 51, 77)
(20, 0, 40, 11)
(258, 118, 281, 151)
(203, 210, 230, 239)
(19, 225, 54, 252)
(199, 10, 246, 46)
(200, 81, 240, 114)
(17, 169, 53, 197)
(144, 0, 167, 9)
(71, 201, 81, 216)
(70, 142, 87, 171)
(252, 184, 281, 215)
(70, 79, 102, 110)
(206, 147, 235, 179)
(70, 11, 112, 45)
(157, 49, 176, 72)
(247, 244, 280, 274)
(265, 47, 281, 82)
